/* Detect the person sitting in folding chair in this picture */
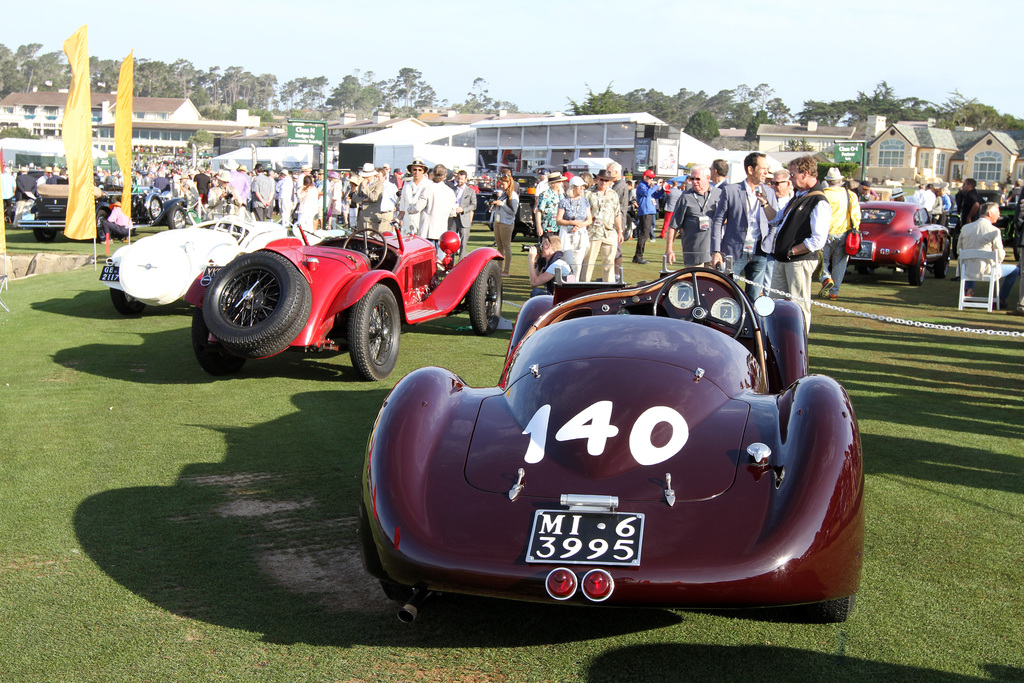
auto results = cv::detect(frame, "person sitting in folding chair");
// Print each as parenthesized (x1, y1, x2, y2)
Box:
(98, 201, 134, 242)
(958, 202, 1018, 309)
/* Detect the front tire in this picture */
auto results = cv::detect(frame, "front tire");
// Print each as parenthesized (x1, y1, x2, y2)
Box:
(348, 283, 401, 381)
(147, 195, 162, 222)
(804, 594, 856, 623)
(932, 244, 950, 279)
(908, 243, 926, 286)
(468, 260, 503, 335)
(168, 205, 186, 230)
(33, 228, 57, 243)
(191, 308, 246, 376)
(109, 288, 146, 315)
(202, 251, 312, 359)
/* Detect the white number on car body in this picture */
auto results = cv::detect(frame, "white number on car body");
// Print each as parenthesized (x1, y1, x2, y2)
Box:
(521, 401, 688, 466)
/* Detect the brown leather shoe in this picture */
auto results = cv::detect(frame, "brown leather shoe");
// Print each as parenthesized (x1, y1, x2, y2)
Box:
(1009, 308, 1024, 316)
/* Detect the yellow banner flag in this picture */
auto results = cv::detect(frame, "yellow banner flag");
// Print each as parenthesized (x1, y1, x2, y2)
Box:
(61, 25, 97, 241)
(116, 51, 133, 220)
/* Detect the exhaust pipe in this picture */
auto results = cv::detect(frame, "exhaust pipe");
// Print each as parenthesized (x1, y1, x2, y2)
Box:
(397, 587, 432, 623)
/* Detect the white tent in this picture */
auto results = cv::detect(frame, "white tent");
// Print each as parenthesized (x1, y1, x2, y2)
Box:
(342, 125, 476, 175)
(565, 157, 614, 174)
(211, 145, 313, 171)
(1, 137, 109, 167)
(712, 150, 788, 183)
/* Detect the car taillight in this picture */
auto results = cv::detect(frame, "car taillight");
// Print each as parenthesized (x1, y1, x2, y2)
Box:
(581, 569, 614, 602)
(545, 568, 577, 600)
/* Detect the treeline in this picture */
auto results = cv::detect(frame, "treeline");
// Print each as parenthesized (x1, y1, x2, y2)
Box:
(0, 43, 517, 122)
(3, 42, 1021, 136)
(570, 81, 1024, 143)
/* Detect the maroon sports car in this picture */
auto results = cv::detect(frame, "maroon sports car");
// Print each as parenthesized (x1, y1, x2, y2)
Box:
(849, 201, 950, 286)
(186, 228, 503, 380)
(359, 267, 864, 622)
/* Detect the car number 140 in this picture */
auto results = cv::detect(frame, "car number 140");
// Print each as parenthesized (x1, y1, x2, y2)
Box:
(526, 510, 644, 567)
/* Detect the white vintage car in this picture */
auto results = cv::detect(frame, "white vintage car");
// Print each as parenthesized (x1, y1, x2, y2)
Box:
(99, 215, 317, 315)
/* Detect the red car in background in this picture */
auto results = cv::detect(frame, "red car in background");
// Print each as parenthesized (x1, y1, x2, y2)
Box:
(187, 228, 504, 380)
(849, 201, 951, 286)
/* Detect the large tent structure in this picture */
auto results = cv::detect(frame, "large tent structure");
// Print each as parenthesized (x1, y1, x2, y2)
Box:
(0, 137, 110, 169)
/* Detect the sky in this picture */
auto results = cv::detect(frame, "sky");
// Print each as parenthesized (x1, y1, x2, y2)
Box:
(2, 0, 1017, 121)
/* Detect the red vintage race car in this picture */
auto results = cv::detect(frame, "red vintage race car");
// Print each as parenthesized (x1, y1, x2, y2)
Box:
(849, 201, 950, 286)
(186, 228, 503, 380)
(359, 267, 864, 622)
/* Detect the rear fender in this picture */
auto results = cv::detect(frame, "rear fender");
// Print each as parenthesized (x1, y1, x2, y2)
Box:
(184, 246, 314, 309)
(330, 269, 403, 319)
(360, 367, 500, 580)
(765, 375, 864, 597)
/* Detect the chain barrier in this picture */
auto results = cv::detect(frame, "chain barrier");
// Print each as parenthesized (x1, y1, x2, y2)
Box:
(736, 275, 1024, 338)
(500, 273, 1023, 337)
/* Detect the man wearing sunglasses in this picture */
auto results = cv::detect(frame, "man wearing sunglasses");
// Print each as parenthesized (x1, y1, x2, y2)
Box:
(665, 165, 720, 267)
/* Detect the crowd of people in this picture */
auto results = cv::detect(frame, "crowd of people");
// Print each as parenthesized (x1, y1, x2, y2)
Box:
(4, 153, 1022, 319)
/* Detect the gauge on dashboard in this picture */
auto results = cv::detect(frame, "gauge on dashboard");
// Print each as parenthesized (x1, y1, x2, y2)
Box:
(667, 281, 695, 309)
(710, 298, 740, 325)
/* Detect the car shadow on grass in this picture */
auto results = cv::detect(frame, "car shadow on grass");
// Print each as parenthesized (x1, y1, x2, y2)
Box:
(31, 287, 194, 320)
(73, 388, 683, 648)
(52, 323, 380, 384)
(585, 644, 1020, 682)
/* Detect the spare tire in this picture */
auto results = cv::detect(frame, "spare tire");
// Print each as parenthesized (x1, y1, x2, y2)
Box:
(202, 250, 311, 359)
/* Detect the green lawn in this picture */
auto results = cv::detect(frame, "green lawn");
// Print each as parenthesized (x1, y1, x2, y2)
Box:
(1, 224, 1022, 682)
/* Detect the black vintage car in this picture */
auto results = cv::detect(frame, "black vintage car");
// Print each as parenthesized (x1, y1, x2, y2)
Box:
(18, 183, 187, 242)
(480, 173, 540, 242)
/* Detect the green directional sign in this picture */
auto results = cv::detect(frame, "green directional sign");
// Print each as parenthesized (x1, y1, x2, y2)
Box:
(834, 141, 864, 164)
(288, 123, 324, 144)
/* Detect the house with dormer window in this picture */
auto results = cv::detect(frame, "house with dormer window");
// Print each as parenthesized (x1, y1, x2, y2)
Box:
(865, 116, 1024, 185)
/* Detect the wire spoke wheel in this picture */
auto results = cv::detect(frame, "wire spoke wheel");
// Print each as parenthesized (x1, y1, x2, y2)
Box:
(367, 299, 395, 364)
(219, 267, 282, 327)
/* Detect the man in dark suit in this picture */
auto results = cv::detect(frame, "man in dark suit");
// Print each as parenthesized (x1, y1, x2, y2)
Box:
(711, 152, 778, 297)
(449, 170, 477, 257)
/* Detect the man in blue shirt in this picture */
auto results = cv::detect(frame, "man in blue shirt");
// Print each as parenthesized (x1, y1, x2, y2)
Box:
(633, 169, 663, 264)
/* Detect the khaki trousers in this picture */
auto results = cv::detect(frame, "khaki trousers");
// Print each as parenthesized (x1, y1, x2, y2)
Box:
(581, 237, 617, 282)
(494, 220, 513, 274)
(770, 258, 817, 333)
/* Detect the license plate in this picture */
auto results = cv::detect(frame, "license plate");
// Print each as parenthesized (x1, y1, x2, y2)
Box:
(99, 265, 120, 282)
(199, 265, 221, 286)
(526, 509, 644, 566)
(854, 240, 873, 260)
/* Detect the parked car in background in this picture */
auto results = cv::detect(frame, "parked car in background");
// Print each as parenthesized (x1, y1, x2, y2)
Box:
(360, 266, 864, 623)
(188, 228, 504, 381)
(849, 201, 950, 286)
(18, 183, 187, 242)
(99, 215, 307, 316)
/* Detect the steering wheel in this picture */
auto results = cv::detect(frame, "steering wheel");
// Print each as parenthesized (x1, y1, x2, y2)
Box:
(654, 267, 750, 339)
(342, 228, 389, 269)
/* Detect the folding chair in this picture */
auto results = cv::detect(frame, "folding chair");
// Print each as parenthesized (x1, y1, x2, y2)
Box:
(957, 249, 1000, 311)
